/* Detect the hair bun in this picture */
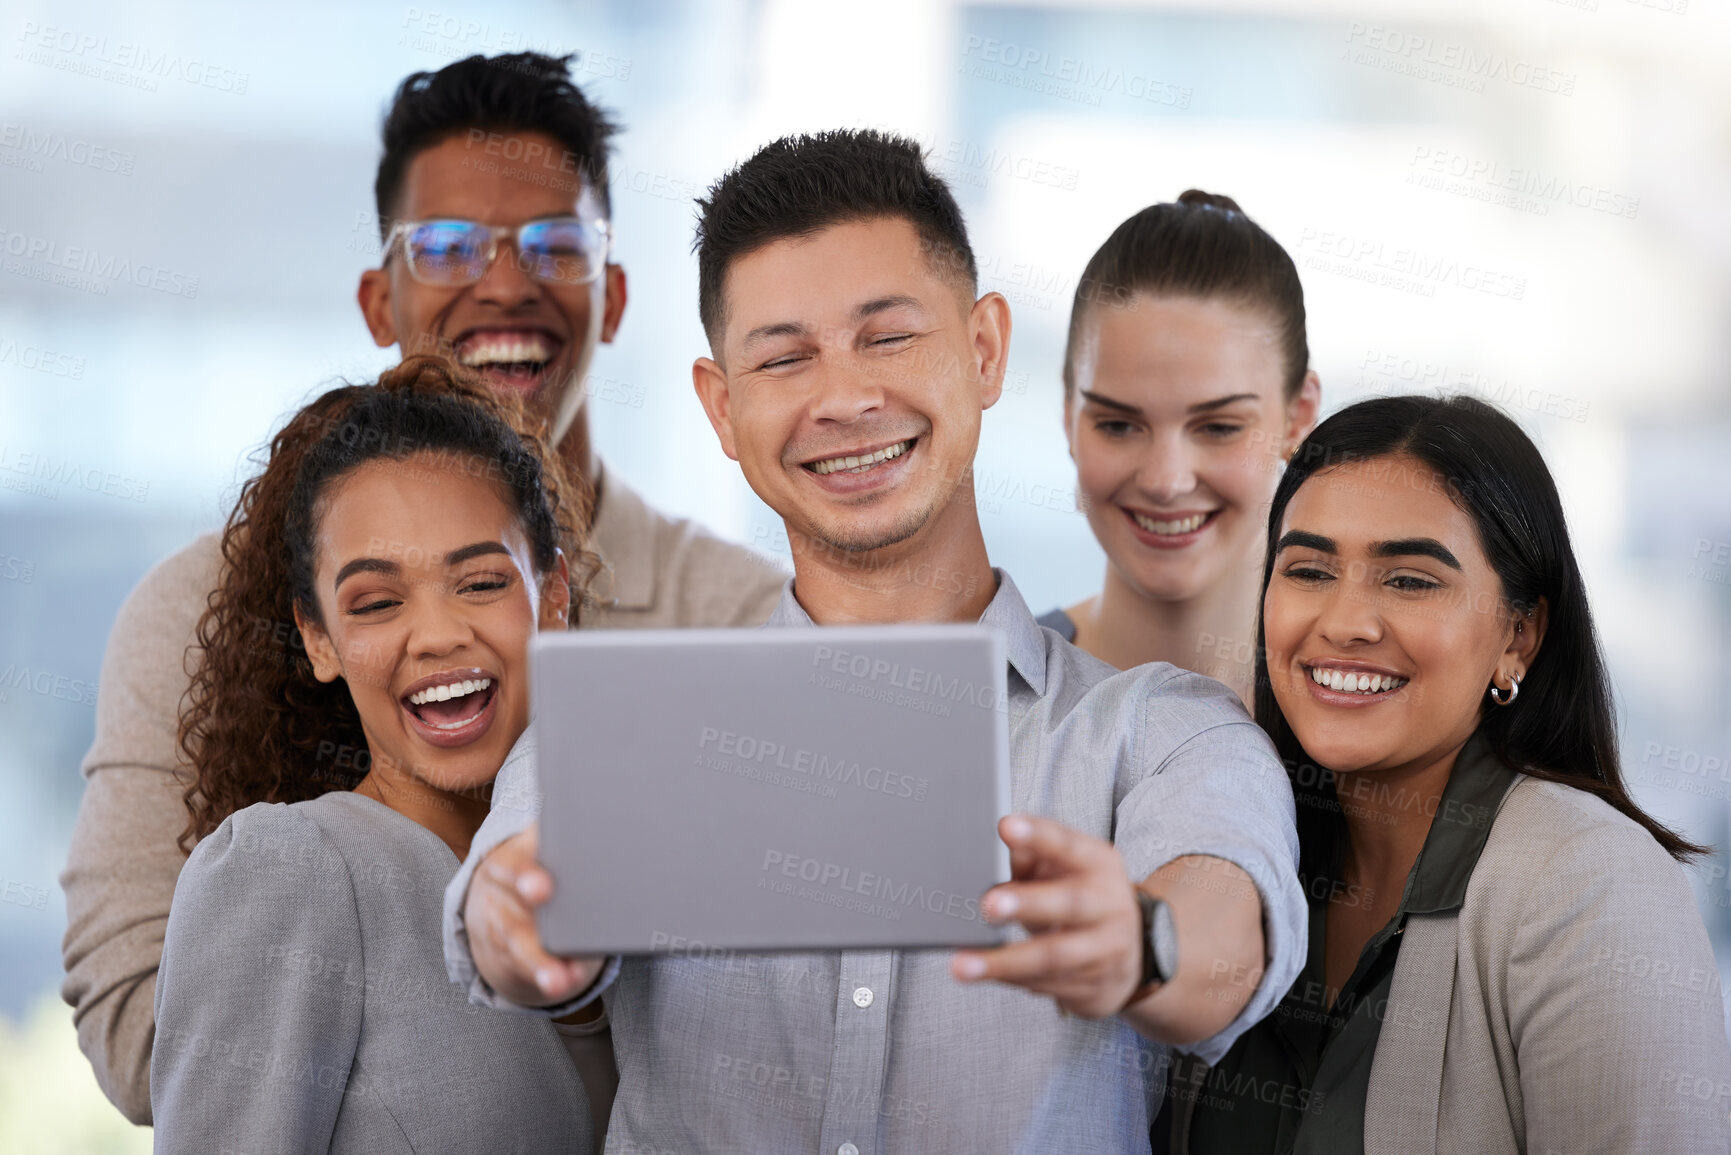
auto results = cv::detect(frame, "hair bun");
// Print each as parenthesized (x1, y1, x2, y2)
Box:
(1176, 189, 1244, 214)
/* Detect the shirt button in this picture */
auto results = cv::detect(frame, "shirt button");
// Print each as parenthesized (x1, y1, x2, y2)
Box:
(851, 986, 874, 1008)
(839, 1144, 859, 1155)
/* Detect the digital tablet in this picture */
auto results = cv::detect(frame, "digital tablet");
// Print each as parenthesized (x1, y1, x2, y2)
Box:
(532, 625, 1012, 954)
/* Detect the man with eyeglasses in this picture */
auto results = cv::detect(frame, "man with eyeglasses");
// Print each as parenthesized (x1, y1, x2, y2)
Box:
(59, 51, 785, 1129)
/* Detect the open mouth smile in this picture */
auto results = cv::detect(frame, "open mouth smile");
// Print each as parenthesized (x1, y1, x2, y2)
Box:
(1303, 663, 1410, 702)
(1122, 507, 1220, 547)
(804, 438, 916, 476)
(455, 328, 565, 393)
(400, 668, 500, 748)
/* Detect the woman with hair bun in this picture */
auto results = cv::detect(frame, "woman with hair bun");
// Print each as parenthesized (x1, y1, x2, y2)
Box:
(152, 357, 599, 1153)
(1043, 191, 1319, 704)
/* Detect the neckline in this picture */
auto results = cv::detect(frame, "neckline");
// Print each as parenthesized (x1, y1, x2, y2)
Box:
(324, 789, 464, 867)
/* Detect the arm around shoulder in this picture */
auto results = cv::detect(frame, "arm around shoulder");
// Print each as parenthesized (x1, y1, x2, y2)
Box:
(59, 533, 219, 1123)
(152, 803, 364, 1153)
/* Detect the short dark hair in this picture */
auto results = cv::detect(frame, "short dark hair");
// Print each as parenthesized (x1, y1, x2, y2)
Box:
(374, 52, 619, 236)
(1063, 191, 1309, 399)
(694, 129, 977, 348)
(1253, 394, 1706, 875)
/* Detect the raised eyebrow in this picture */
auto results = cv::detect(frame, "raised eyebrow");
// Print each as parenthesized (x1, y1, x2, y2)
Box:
(1274, 530, 1337, 555)
(1371, 537, 1463, 571)
(1078, 390, 1142, 417)
(1187, 392, 1261, 415)
(444, 541, 512, 567)
(333, 557, 399, 589)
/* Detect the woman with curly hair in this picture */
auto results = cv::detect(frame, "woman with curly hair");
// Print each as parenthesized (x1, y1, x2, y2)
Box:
(152, 356, 598, 1153)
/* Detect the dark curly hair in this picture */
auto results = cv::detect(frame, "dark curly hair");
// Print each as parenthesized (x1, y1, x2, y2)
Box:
(177, 355, 596, 849)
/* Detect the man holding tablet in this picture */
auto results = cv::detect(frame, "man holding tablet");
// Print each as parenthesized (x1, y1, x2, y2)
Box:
(445, 130, 1304, 1151)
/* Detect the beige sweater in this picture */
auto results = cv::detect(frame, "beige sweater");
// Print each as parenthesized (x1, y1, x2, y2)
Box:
(59, 464, 787, 1125)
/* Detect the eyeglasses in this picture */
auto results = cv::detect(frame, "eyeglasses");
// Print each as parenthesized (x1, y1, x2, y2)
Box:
(383, 217, 612, 287)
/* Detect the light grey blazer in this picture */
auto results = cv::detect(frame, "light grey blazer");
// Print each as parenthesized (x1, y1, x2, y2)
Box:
(1366, 775, 1731, 1154)
(152, 791, 592, 1154)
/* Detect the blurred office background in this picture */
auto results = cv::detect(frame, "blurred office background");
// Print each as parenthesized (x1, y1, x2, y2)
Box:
(2, 0, 1728, 1144)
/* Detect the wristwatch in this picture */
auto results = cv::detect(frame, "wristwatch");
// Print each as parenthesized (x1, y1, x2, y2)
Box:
(1127, 890, 1178, 1008)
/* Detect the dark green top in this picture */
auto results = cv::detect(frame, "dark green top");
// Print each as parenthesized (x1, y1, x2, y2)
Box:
(1182, 732, 1518, 1155)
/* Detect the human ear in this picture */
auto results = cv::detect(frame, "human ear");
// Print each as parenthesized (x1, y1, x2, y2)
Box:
(599, 264, 627, 343)
(1501, 596, 1548, 682)
(1062, 388, 1079, 463)
(292, 603, 345, 683)
(538, 550, 572, 631)
(967, 291, 1012, 412)
(692, 356, 740, 462)
(1284, 370, 1321, 457)
(357, 267, 398, 349)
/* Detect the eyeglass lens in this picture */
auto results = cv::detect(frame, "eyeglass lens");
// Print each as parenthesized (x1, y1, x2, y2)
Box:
(403, 220, 604, 285)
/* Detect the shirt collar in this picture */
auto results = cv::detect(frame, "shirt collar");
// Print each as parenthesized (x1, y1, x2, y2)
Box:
(586, 460, 656, 611)
(764, 566, 1050, 695)
(1397, 729, 1522, 916)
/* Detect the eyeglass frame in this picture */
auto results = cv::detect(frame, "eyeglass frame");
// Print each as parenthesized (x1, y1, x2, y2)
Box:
(381, 215, 614, 287)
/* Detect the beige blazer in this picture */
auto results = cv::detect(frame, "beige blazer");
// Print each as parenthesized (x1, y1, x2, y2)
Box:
(1366, 775, 1731, 1154)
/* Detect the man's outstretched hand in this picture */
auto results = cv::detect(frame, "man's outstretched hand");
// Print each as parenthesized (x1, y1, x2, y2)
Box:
(949, 814, 1143, 1017)
(950, 814, 1266, 1046)
(464, 823, 605, 1007)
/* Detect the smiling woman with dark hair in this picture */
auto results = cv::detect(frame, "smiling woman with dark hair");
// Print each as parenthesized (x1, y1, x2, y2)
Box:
(1173, 395, 1731, 1154)
(152, 356, 598, 1153)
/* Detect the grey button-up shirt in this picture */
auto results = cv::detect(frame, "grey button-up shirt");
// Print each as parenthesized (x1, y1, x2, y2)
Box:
(445, 570, 1304, 1154)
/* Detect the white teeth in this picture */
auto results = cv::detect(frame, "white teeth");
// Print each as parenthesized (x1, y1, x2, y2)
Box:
(407, 677, 492, 707)
(459, 334, 552, 368)
(1309, 667, 1404, 695)
(1131, 511, 1208, 536)
(811, 440, 913, 476)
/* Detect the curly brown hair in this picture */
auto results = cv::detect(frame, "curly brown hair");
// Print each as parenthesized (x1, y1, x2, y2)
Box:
(177, 355, 597, 850)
